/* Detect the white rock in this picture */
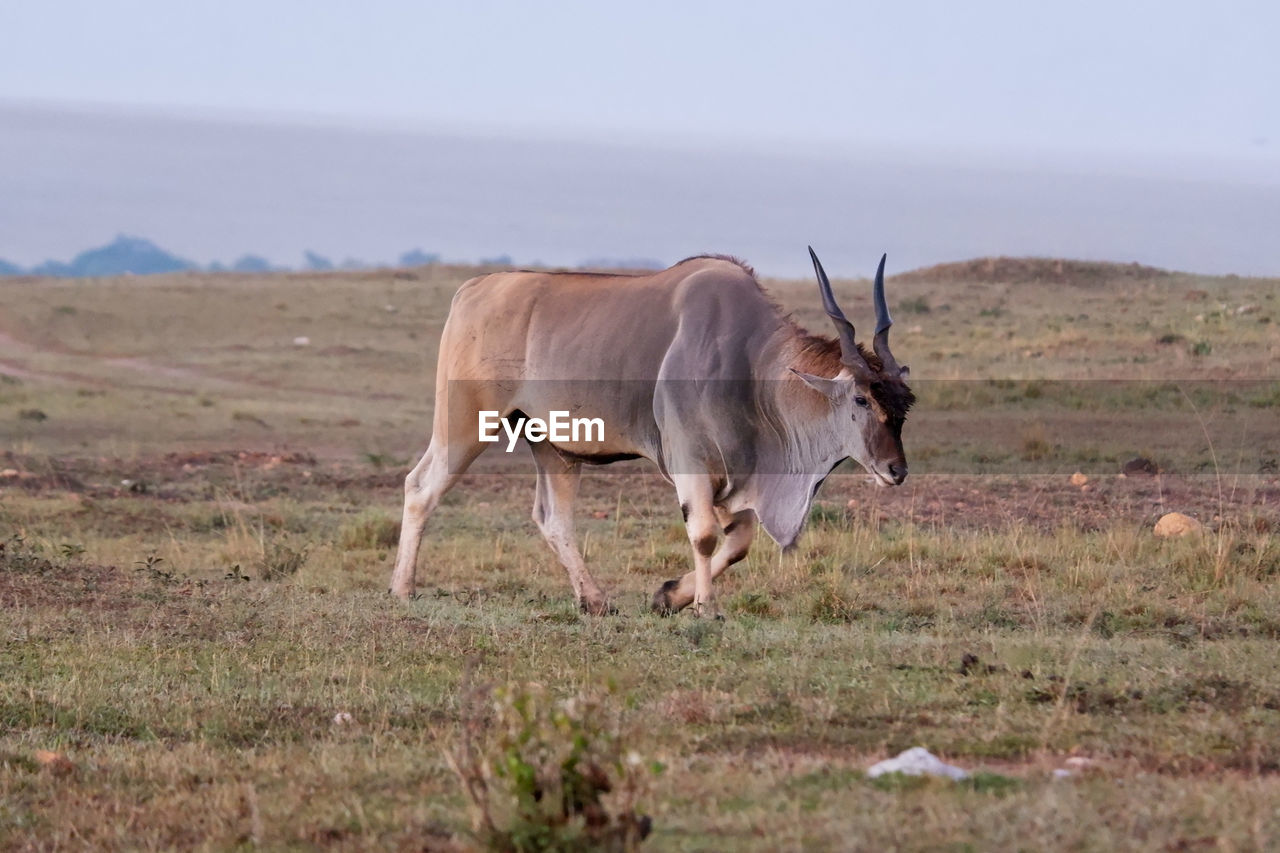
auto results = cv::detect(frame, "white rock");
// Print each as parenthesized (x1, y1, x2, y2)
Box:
(332, 712, 354, 725)
(867, 747, 969, 781)
(293, 336, 311, 347)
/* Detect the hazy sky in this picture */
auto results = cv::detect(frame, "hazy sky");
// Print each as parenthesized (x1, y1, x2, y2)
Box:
(2, 0, 1277, 163)
(1, 2, 1278, 276)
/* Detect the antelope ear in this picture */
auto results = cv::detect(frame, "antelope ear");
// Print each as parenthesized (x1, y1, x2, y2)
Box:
(898, 364, 910, 379)
(789, 368, 853, 402)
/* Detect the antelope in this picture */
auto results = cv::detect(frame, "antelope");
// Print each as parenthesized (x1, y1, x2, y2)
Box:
(391, 249, 912, 616)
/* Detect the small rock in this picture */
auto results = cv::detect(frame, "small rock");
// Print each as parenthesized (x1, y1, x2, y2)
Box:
(332, 712, 354, 725)
(1052, 768, 1074, 780)
(1237, 304, 1261, 315)
(1154, 512, 1204, 538)
(907, 324, 923, 334)
(293, 336, 311, 347)
(0, 468, 18, 478)
(1122, 457, 1159, 477)
(868, 747, 968, 781)
(1069, 472, 1089, 487)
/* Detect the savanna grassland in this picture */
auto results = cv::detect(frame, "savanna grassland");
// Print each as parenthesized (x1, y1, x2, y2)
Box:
(2, 259, 1280, 851)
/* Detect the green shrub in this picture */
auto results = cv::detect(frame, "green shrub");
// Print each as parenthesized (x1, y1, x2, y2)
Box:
(446, 682, 656, 851)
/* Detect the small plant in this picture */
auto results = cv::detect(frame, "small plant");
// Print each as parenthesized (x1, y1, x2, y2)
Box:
(257, 541, 308, 581)
(134, 553, 174, 581)
(446, 681, 656, 851)
(1190, 340, 1212, 357)
(59, 542, 86, 559)
(1, 535, 53, 574)
(224, 564, 251, 582)
(730, 591, 774, 617)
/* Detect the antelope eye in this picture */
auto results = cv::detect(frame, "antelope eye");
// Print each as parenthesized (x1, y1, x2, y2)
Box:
(854, 395, 869, 408)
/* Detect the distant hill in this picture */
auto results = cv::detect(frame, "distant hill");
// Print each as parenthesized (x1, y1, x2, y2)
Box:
(894, 256, 1173, 285)
(304, 250, 334, 271)
(2, 245, 1193, 282)
(0, 242, 1203, 283)
(0, 236, 456, 278)
(69, 234, 197, 276)
(399, 249, 440, 267)
(4, 235, 198, 278)
(230, 255, 274, 273)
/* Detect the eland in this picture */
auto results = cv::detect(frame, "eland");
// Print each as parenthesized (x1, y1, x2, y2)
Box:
(390, 249, 914, 616)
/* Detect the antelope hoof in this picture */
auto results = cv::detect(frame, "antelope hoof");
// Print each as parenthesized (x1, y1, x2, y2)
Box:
(651, 579, 684, 616)
(691, 601, 724, 621)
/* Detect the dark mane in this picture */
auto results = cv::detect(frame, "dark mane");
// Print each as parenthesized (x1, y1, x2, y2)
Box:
(869, 373, 916, 425)
(675, 253, 756, 279)
(791, 334, 915, 423)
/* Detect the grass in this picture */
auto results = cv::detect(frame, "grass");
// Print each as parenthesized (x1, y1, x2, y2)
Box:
(4, 501, 1280, 849)
(2, 260, 1280, 849)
